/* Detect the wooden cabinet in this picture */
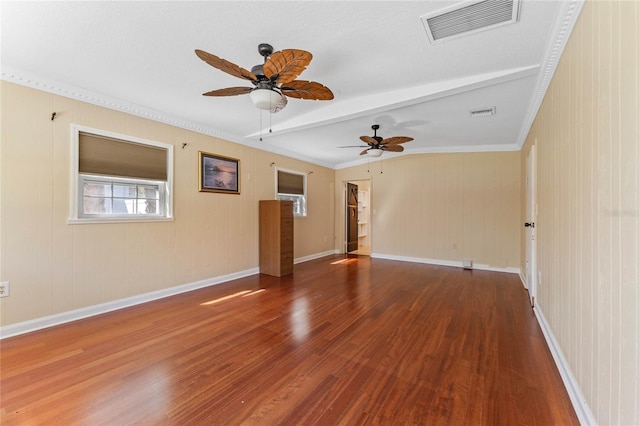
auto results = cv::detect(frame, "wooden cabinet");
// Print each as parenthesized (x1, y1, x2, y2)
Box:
(259, 200, 294, 276)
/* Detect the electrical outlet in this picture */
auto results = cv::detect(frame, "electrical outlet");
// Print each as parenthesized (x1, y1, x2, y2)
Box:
(0, 282, 9, 298)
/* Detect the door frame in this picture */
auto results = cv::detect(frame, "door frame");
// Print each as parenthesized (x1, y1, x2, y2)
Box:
(525, 142, 537, 306)
(346, 182, 358, 253)
(343, 179, 372, 254)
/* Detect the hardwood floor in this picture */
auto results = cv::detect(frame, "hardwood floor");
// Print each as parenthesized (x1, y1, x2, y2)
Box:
(0, 255, 578, 425)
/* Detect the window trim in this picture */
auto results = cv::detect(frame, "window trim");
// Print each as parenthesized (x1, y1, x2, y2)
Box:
(275, 167, 307, 217)
(69, 124, 174, 224)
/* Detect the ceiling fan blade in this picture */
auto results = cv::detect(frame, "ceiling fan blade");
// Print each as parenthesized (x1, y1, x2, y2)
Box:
(359, 136, 377, 146)
(195, 49, 257, 82)
(281, 80, 334, 100)
(203, 87, 253, 96)
(382, 144, 404, 152)
(337, 145, 368, 148)
(263, 49, 312, 84)
(360, 148, 370, 156)
(381, 136, 414, 145)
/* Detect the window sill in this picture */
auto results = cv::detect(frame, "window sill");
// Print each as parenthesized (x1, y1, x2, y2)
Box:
(67, 216, 175, 225)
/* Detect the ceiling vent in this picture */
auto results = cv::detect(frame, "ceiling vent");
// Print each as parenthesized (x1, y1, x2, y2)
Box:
(470, 107, 496, 117)
(421, 0, 521, 44)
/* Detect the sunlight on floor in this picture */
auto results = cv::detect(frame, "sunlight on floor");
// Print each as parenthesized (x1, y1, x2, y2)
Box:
(331, 258, 359, 265)
(242, 289, 266, 297)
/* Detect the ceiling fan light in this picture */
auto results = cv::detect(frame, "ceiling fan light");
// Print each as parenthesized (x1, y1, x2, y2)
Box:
(250, 89, 283, 110)
(270, 93, 287, 113)
(368, 148, 383, 157)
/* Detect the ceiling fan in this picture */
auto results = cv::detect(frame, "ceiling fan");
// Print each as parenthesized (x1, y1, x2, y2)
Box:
(340, 125, 414, 157)
(195, 43, 334, 113)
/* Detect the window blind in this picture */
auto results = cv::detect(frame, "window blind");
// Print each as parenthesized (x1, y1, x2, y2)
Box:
(79, 132, 167, 180)
(277, 171, 304, 195)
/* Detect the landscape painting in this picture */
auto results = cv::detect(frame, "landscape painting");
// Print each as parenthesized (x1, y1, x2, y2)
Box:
(198, 151, 240, 194)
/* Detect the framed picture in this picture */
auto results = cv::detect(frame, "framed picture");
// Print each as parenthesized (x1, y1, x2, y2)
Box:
(198, 151, 240, 194)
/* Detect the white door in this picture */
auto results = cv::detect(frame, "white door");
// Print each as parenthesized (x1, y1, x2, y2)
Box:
(525, 144, 537, 306)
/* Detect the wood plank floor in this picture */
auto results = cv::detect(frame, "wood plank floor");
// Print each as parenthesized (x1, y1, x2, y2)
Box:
(0, 255, 578, 425)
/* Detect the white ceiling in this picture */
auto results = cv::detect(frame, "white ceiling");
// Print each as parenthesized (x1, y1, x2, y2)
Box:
(1, 1, 582, 169)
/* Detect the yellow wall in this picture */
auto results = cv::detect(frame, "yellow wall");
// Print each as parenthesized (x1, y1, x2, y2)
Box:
(522, 1, 639, 424)
(0, 81, 335, 327)
(336, 152, 521, 269)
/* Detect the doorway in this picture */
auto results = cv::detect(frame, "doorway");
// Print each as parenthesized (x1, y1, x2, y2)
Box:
(525, 143, 537, 306)
(345, 180, 371, 255)
(347, 183, 358, 252)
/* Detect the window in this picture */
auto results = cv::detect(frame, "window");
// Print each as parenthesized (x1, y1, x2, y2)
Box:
(80, 176, 163, 215)
(70, 125, 173, 223)
(276, 168, 306, 217)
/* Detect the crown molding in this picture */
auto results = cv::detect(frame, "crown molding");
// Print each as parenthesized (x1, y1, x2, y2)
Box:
(2, 0, 584, 170)
(0, 67, 336, 169)
(334, 143, 520, 170)
(1, 66, 244, 143)
(516, 0, 585, 149)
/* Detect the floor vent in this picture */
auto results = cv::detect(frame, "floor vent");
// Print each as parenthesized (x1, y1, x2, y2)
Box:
(421, 0, 521, 44)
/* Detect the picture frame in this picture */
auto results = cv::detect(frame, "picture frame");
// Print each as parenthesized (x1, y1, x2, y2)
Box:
(198, 151, 240, 194)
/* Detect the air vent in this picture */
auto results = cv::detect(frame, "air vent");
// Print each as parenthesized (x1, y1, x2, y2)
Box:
(470, 107, 496, 117)
(421, 0, 520, 44)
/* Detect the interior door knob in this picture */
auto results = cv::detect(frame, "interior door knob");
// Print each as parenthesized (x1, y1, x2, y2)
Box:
(524, 222, 535, 228)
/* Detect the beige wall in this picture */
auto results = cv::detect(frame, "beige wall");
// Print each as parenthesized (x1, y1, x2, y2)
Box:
(335, 152, 521, 269)
(522, 1, 639, 424)
(0, 81, 334, 327)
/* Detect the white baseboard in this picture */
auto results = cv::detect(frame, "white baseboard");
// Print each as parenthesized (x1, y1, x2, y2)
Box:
(294, 249, 339, 264)
(0, 250, 343, 339)
(533, 306, 597, 425)
(518, 271, 528, 288)
(0, 267, 259, 339)
(0, 248, 595, 426)
(371, 253, 521, 275)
